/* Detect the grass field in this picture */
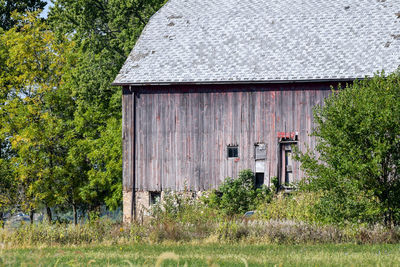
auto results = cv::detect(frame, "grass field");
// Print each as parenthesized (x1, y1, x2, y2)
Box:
(1, 243, 400, 266)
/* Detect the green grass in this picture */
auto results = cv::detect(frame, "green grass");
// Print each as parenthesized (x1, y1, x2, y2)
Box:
(1, 243, 400, 266)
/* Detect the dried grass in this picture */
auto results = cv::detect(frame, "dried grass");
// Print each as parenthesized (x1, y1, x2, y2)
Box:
(2, 217, 398, 248)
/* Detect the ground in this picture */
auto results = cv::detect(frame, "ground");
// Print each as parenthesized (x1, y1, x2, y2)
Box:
(1, 243, 400, 266)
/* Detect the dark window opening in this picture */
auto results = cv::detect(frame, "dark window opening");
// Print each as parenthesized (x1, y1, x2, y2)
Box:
(150, 191, 161, 206)
(255, 172, 264, 188)
(227, 146, 238, 158)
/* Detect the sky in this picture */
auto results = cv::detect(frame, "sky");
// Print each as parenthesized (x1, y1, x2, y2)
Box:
(40, 0, 53, 18)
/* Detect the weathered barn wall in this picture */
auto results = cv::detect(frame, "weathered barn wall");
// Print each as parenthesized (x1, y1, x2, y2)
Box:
(122, 82, 340, 200)
(122, 87, 135, 221)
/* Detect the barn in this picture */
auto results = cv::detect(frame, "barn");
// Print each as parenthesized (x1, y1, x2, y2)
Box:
(113, 0, 400, 222)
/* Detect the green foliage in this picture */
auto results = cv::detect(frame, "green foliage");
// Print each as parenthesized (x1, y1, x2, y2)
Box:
(257, 192, 321, 224)
(0, 0, 167, 219)
(295, 73, 400, 225)
(0, 155, 16, 222)
(0, 127, 16, 218)
(83, 118, 122, 210)
(48, 0, 167, 57)
(257, 190, 380, 227)
(0, 0, 46, 30)
(310, 186, 381, 226)
(207, 169, 273, 215)
(271, 176, 279, 192)
(0, 12, 75, 214)
(44, 0, 166, 213)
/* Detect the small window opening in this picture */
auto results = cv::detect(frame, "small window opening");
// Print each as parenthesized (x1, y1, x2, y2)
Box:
(255, 172, 264, 188)
(150, 191, 161, 206)
(227, 146, 238, 158)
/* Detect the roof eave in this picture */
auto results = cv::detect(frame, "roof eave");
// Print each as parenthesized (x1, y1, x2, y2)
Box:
(111, 78, 361, 87)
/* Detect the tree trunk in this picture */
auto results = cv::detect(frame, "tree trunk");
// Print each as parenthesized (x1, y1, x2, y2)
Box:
(72, 203, 78, 225)
(30, 209, 34, 224)
(46, 206, 52, 223)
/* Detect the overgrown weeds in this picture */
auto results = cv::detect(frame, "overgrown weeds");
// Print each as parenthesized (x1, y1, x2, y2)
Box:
(2, 191, 400, 248)
(2, 170, 400, 248)
(2, 218, 400, 248)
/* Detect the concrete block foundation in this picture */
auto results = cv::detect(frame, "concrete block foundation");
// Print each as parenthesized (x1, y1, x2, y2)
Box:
(122, 190, 133, 223)
(123, 190, 151, 223)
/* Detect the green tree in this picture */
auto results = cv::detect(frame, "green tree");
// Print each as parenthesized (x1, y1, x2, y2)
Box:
(0, 0, 168, 223)
(46, 0, 166, 212)
(0, 26, 15, 226)
(0, 0, 46, 30)
(0, 11, 74, 222)
(296, 73, 400, 225)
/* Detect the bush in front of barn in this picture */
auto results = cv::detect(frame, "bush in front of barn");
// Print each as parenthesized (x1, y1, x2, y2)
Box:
(256, 191, 321, 224)
(205, 169, 274, 215)
(255, 189, 380, 227)
(294, 72, 400, 226)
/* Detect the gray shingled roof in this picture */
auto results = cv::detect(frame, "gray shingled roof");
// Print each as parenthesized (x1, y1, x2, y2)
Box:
(113, 0, 400, 85)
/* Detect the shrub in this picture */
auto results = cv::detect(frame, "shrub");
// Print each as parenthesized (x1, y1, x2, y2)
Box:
(295, 73, 400, 225)
(310, 187, 381, 226)
(257, 192, 321, 224)
(257, 189, 380, 227)
(206, 169, 273, 215)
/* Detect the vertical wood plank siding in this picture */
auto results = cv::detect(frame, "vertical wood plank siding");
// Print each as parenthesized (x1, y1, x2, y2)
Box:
(122, 86, 133, 191)
(125, 83, 339, 191)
